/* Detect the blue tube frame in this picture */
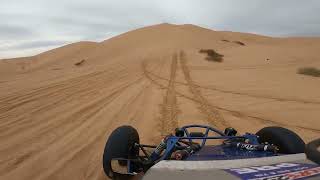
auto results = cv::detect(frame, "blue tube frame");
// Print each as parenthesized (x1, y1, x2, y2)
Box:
(159, 124, 260, 160)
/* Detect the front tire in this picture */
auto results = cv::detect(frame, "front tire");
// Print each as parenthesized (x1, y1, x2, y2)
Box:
(256, 126, 305, 154)
(102, 126, 139, 179)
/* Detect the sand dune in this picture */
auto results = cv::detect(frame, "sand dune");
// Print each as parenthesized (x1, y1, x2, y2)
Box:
(0, 23, 319, 180)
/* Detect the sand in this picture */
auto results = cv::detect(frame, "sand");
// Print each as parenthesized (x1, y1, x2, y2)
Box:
(0, 23, 319, 180)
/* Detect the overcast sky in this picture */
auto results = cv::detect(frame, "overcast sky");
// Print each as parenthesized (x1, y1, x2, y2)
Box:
(1, 0, 320, 59)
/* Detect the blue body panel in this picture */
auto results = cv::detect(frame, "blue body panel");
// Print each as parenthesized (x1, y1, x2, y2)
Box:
(186, 145, 276, 161)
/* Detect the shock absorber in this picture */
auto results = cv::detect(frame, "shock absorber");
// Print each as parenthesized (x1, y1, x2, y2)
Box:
(150, 136, 168, 161)
(230, 142, 278, 153)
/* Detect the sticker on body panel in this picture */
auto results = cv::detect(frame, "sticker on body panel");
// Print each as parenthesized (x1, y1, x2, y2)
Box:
(224, 163, 320, 180)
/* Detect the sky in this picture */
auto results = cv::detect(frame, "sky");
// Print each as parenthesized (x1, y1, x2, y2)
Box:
(1, 0, 320, 59)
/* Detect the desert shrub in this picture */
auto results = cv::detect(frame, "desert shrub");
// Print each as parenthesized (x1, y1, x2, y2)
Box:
(297, 67, 320, 77)
(199, 49, 224, 62)
(221, 39, 230, 42)
(74, 59, 85, 66)
(233, 41, 245, 46)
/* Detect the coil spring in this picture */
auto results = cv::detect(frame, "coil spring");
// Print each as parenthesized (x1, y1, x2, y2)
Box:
(154, 140, 166, 155)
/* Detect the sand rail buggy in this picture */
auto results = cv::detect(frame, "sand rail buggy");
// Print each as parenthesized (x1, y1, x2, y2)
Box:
(102, 124, 320, 180)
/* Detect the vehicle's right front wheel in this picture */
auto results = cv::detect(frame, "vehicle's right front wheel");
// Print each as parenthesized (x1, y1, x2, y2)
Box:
(256, 126, 305, 154)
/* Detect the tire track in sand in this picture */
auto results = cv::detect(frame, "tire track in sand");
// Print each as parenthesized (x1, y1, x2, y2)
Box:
(0, 76, 145, 176)
(144, 69, 320, 105)
(179, 50, 229, 129)
(158, 54, 180, 135)
(143, 56, 320, 133)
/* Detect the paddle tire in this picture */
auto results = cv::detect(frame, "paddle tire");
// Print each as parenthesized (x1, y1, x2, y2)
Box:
(306, 138, 320, 165)
(103, 125, 140, 179)
(256, 126, 305, 154)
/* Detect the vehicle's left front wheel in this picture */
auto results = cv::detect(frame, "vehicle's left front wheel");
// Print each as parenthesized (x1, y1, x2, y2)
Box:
(102, 125, 140, 179)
